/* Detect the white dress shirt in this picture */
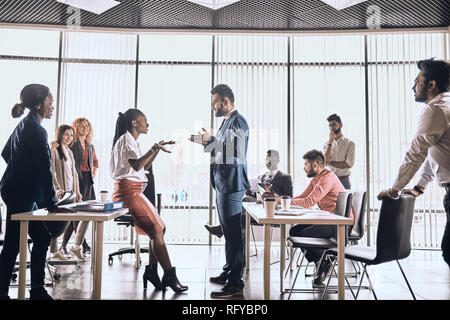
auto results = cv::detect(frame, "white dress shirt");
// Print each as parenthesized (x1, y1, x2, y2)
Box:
(323, 136, 355, 177)
(259, 169, 279, 185)
(393, 92, 450, 190)
(62, 145, 73, 192)
(110, 131, 148, 183)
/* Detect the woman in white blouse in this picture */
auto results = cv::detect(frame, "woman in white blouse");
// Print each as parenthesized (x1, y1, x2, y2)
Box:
(110, 109, 187, 293)
(49, 125, 82, 260)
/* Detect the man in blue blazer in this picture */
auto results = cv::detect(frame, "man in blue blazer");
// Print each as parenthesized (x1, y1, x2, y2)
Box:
(190, 84, 250, 298)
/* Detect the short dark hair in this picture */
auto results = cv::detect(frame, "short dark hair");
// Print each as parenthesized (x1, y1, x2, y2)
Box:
(327, 114, 342, 123)
(417, 58, 450, 93)
(303, 150, 325, 166)
(267, 149, 280, 159)
(211, 84, 235, 104)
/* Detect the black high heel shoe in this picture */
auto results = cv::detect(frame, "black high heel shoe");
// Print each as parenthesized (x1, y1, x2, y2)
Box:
(161, 267, 188, 293)
(143, 264, 164, 290)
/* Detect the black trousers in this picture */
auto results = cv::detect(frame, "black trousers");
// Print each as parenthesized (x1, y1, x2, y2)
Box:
(0, 193, 51, 295)
(338, 176, 351, 190)
(442, 186, 450, 267)
(289, 224, 336, 264)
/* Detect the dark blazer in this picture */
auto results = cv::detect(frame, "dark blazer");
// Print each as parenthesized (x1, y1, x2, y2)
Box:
(0, 112, 57, 210)
(205, 110, 250, 194)
(260, 170, 293, 197)
(70, 140, 95, 183)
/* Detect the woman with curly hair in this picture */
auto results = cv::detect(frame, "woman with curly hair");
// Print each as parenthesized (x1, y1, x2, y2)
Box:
(60, 118, 98, 260)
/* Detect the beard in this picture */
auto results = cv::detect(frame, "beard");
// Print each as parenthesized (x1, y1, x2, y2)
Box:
(333, 128, 341, 135)
(414, 87, 428, 102)
(215, 103, 227, 117)
(306, 168, 317, 178)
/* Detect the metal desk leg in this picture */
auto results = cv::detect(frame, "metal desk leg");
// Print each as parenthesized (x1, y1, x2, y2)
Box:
(92, 221, 103, 300)
(263, 224, 271, 300)
(245, 211, 250, 271)
(337, 225, 345, 300)
(280, 224, 286, 293)
(18, 221, 29, 300)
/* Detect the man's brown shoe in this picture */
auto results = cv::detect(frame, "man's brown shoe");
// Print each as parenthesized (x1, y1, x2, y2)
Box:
(210, 283, 244, 299)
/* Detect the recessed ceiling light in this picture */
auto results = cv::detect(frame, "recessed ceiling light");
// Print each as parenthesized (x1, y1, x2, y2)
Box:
(56, 0, 120, 15)
(187, 0, 241, 10)
(319, 0, 369, 10)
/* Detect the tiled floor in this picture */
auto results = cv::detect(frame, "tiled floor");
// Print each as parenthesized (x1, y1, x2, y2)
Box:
(6, 244, 450, 300)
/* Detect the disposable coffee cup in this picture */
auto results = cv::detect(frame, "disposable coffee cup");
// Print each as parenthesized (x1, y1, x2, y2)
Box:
(281, 196, 291, 210)
(100, 191, 108, 202)
(264, 198, 276, 217)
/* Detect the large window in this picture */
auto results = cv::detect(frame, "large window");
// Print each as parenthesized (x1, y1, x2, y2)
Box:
(291, 34, 366, 196)
(1, 27, 448, 248)
(0, 28, 59, 176)
(367, 32, 447, 247)
(138, 34, 212, 244)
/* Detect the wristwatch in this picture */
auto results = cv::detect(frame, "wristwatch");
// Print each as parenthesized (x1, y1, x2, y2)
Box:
(151, 144, 159, 152)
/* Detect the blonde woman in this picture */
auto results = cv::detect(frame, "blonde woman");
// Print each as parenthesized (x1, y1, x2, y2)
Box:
(60, 118, 98, 259)
(49, 125, 82, 260)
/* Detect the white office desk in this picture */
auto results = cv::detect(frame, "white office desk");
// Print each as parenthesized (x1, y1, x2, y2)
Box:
(243, 203, 353, 300)
(11, 203, 128, 300)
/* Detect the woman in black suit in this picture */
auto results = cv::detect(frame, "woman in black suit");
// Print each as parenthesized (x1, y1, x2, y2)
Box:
(0, 84, 72, 300)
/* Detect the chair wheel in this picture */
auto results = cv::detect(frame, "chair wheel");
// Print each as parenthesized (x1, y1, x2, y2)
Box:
(108, 257, 113, 265)
(118, 254, 122, 260)
(53, 273, 61, 281)
(11, 273, 17, 281)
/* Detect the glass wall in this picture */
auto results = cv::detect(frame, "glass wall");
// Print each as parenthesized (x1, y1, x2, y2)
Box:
(0, 27, 448, 247)
(291, 34, 366, 197)
(367, 32, 447, 247)
(0, 28, 59, 176)
(138, 34, 212, 243)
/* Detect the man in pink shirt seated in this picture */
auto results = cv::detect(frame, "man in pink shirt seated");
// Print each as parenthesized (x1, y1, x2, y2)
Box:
(272, 149, 348, 286)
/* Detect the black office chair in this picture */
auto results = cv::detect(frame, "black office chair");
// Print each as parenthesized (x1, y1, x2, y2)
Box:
(285, 191, 353, 299)
(346, 191, 367, 276)
(108, 193, 162, 267)
(322, 195, 416, 300)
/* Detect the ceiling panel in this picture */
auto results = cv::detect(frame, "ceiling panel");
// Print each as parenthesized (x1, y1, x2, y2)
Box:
(0, 0, 448, 31)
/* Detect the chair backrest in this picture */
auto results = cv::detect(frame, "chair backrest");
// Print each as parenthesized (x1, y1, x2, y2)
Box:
(335, 191, 353, 219)
(349, 191, 367, 240)
(334, 191, 353, 244)
(373, 195, 416, 264)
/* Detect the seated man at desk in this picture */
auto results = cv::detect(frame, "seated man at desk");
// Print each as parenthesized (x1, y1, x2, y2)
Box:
(270, 149, 351, 286)
(205, 149, 293, 238)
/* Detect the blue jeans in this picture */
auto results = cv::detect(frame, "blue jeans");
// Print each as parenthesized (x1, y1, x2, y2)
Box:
(216, 190, 245, 289)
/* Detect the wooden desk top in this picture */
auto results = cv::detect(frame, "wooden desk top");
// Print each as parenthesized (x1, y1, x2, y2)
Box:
(11, 202, 128, 222)
(243, 203, 353, 226)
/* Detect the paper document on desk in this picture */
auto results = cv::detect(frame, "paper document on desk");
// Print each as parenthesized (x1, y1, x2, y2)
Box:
(275, 208, 330, 216)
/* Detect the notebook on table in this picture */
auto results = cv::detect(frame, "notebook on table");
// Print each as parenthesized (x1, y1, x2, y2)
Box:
(73, 201, 124, 212)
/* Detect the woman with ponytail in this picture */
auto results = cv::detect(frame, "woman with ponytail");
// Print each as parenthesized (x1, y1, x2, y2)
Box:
(110, 109, 187, 294)
(0, 84, 73, 300)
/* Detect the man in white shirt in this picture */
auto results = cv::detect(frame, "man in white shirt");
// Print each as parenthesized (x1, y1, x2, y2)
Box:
(323, 114, 355, 189)
(378, 58, 450, 267)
